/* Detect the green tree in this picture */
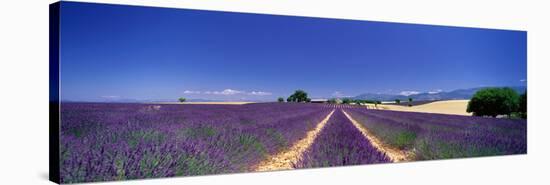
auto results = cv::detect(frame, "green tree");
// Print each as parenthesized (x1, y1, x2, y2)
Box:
(518, 91, 527, 118)
(277, 97, 284, 103)
(467, 87, 520, 117)
(395, 99, 401, 104)
(178, 97, 186, 102)
(342, 98, 352, 104)
(288, 90, 309, 102)
(408, 98, 413, 102)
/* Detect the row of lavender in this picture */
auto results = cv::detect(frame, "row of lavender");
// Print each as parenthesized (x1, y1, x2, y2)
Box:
(294, 109, 390, 168)
(345, 108, 527, 160)
(60, 103, 332, 183)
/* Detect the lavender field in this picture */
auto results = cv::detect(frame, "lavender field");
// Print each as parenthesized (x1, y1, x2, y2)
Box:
(294, 110, 391, 168)
(345, 108, 527, 160)
(60, 103, 332, 182)
(59, 103, 526, 183)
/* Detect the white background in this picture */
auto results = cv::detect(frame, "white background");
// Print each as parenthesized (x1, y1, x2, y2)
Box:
(0, 0, 548, 184)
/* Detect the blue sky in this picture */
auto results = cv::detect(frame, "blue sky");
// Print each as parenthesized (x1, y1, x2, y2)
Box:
(59, 2, 527, 102)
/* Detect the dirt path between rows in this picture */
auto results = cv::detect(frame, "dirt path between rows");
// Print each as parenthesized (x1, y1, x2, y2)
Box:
(342, 110, 414, 162)
(254, 109, 336, 171)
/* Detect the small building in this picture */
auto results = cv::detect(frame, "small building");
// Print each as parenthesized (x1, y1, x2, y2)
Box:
(310, 98, 328, 103)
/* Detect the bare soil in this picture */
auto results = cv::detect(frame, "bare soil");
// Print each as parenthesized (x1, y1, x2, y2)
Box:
(254, 110, 336, 171)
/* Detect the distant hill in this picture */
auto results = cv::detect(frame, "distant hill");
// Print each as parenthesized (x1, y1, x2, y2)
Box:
(354, 86, 526, 101)
(352, 93, 408, 102)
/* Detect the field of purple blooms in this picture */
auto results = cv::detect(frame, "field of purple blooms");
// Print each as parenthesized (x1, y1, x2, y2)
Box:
(60, 103, 332, 183)
(345, 107, 527, 160)
(294, 110, 390, 168)
(59, 103, 527, 183)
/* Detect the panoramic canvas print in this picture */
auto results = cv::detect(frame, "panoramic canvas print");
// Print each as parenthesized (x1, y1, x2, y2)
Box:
(50, 1, 527, 184)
